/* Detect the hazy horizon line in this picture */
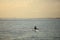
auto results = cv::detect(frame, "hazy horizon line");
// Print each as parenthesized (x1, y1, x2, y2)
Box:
(0, 18, 60, 21)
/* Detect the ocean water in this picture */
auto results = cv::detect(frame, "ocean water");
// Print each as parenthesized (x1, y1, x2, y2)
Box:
(0, 18, 60, 40)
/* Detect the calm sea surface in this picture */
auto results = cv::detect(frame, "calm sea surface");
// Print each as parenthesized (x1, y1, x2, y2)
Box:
(0, 19, 60, 40)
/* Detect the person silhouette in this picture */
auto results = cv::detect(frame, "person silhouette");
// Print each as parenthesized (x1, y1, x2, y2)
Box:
(34, 26, 39, 32)
(34, 26, 37, 30)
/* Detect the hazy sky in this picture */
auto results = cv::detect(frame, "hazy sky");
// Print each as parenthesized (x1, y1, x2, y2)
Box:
(0, 0, 60, 18)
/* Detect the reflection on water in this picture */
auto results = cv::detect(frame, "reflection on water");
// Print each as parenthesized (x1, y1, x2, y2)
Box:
(0, 19, 60, 40)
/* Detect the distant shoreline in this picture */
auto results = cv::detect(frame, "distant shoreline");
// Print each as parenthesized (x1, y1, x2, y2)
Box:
(0, 18, 60, 21)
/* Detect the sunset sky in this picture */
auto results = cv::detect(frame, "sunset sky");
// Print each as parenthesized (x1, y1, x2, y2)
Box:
(0, 0, 60, 18)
